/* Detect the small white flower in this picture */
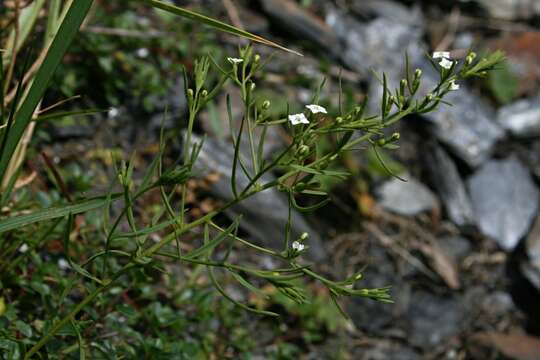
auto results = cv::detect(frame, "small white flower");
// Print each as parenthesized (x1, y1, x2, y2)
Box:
(438, 58, 454, 70)
(292, 241, 305, 252)
(227, 57, 243, 65)
(108, 107, 119, 118)
(449, 79, 460, 91)
(136, 47, 149, 58)
(19, 243, 29, 253)
(305, 104, 327, 114)
(57, 258, 70, 270)
(288, 113, 309, 126)
(433, 51, 451, 59)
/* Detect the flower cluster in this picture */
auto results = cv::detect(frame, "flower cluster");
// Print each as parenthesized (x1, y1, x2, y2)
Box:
(288, 104, 328, 126)
(433, 51, 460, 91)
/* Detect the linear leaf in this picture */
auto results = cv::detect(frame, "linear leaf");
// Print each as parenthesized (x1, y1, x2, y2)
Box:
(0, 193, 121, 234)
(140, 0, 301, 56)
(0, 0, 94, 179)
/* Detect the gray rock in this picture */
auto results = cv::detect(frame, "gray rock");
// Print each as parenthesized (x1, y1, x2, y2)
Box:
(326, 13, 504, 166)
(468, 156, 540, 251)
(523, 216, 540, 291)
(425, 87, 504, 167)
(260, 0, 340, 57)
(325, 15, 424, 80)
(497, 96, 540, 138)
(424, 143, 475, 226)
(189, 134, 325, 260)
(355, 343, 420, 360)
(407, 291, 464, 348)
(376, 176, 438, 216)
(348, 0, 422, 25)
(437, 236, 472, 261)
(477, 0, 540, 20)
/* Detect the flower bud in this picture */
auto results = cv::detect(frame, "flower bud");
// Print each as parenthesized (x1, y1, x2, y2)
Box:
(254, 54, 261, 63)
(187, 88, 194, 101)
(400, 79, 408, 95)
(294, 182, 306, 192)
(300, 232, 309, 241)
(377, 138, 386, 146)
(201, 89, 208, 98)
(467, 52, 477, 64)
(390, 132, 400, 141)
(250, 82, 256, 91)
(262, 100, 271, 109)
(336, 116, 343, 124)
(298, 145, 310, 155)
(414, 69, 422, 79)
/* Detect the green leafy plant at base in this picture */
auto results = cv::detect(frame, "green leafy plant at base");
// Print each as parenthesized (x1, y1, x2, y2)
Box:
(0, 1, 504, 358)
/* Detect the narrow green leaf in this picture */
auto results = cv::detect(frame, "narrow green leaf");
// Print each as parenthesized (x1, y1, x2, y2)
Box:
(35, 108, 106, 123)
(0, 0, 94, 178)
(140, 0, 301, 56)
(0, 193, 121, 234)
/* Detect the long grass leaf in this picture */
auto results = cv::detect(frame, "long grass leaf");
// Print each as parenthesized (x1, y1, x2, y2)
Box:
(0, 0, 94, 178)
(140, 0, 301, 56)
(0, 193, 121, 234)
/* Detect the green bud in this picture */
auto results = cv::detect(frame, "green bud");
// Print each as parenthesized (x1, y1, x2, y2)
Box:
(336, 116, 344, 124)
(157, 166, 191, 186)
(187, 88, 194, 100)
(329, 154, 338, 162)
(262, 100, 271, 109)
(414, 69, 422, 79)
(390, 132, 400, 141)
(254, 54, 261, 63)
(400, 79, 408, 94)
(377, 138, 386, 146)
(294, 182, 306, 192)
(250, 82, 256, 91)
(201, 89, 208, 98)
(465, 52, 476, 65)
(300, 232, 309, 240)
(354, 106, 362, 116)
(298, 145, 310, 155)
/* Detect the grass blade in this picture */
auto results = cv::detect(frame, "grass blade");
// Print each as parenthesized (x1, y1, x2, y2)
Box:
(0, 193, 121, 234)
(0, 0, 94, 180)
(140, 0, 301, 56)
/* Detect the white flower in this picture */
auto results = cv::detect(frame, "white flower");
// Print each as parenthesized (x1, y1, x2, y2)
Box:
(305, 104, 327, 114)
(19, 243, 29, 253)
(57, 258, 70, 270)
(288, 113, 309, 125)
(108, 107, 119, 118)
(433, 51, 451, 59)
(136, 47, 149, 58)
(227, 57, 243, 65)
(438, 57, 454, 70)
(292, 241, 305, 252)
(449, 79, 460, 91)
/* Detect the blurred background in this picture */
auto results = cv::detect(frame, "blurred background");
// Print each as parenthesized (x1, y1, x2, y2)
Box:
(4, 0, 540, 358)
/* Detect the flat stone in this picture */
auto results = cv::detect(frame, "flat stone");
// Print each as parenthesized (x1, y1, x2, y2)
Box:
(425, 87, 504, 167)
(526, 215, 540, 270)
(477, 0, 540, 20)
(407, 291, 464, 348)
(423, 142, 475, 226)
(376, 176, 438, 216)
(189, 134, 325, 260)
(497, 96, 540, 138)
(468, 156, 540, 251)
(260, 0, 340, 57)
